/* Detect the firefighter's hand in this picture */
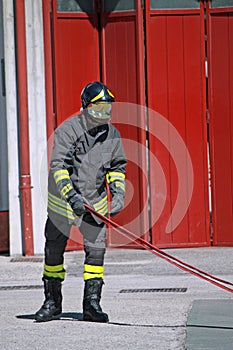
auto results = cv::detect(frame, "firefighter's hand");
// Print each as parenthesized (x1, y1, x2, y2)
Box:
(69, 193, 86, 216)
(110, 194, 124, 217)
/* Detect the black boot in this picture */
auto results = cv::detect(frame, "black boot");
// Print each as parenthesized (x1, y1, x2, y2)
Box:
(35, 277, 62, 322)
(83, 278, 109, 323)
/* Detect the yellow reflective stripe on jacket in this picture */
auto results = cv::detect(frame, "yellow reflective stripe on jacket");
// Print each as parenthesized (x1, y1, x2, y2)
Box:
(43, 263, 66, 280)
(48, 192, 74, 220)
(115, 181, 126, 192)
(93, 195, 108, 215)
(83, 264, 104, 281)
(54, 169, 70, 184)
(106, 171, 125, 184)
(60, 183, 73, 197)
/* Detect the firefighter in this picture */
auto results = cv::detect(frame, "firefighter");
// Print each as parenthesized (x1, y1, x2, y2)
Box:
(35, 82, 127, 323)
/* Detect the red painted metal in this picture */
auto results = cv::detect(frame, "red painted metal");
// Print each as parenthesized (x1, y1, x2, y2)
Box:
(42, 0, 56, 140)
(44, 0, 233, 250)
(51, 0, 100, 250)
(15, 0, 34, 256)
(0, 212, 9, 252)
(145, 0, 210, 247)
(42, 0, 56, 168)
(47, 1, 148, 249)
(207, 4, 233, 245)
(101, 2, 148, 247)
(52, 0, 100, 125)
(101, 14, 138, 103)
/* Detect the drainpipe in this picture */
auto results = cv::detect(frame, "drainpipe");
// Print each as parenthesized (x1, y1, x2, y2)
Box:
(42, 0, 55, 139)
(15, 0, 34, 255)
(42, 0, 56, 164)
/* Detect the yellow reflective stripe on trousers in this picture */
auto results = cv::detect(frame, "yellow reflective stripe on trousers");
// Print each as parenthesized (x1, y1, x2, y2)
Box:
(48, 192, 74, 220)
(106, 171, 125, 184)
(84, 264, 104, 273)
(83, 273, 104, 280)
(83, 264, 104, 281)
(54, 169, 70, 184)
(93, 195, 108, 215)
(43, 263, 66, 280)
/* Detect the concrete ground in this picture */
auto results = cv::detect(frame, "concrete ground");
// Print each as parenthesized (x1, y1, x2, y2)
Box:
(0, 247, 233, 350)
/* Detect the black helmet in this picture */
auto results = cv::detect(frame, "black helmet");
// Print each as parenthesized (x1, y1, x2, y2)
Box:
(81, 81, 115, 109)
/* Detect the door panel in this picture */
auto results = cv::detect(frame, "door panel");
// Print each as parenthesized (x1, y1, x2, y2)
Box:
(101, 2, 148, 247)
(52, 0, 100, 249)
(146, 1, 210, 247)
(51, 0, 148, 249)
(207, 4, 233, 245)
(53, 0, 100, 124)
(48, 0, 233, 249)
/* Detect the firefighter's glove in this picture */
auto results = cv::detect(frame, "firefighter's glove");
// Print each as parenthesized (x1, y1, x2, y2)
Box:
(69, 193, 86, 216)
(110, 193, 124, 217)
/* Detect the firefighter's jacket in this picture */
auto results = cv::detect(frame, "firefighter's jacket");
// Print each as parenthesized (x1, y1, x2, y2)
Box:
(48, 113, 127, 224)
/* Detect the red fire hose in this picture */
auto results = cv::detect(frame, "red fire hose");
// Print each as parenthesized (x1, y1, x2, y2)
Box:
(84, 203, 233, 294)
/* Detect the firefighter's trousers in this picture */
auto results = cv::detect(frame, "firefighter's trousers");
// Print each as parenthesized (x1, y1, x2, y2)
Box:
(43, 213, 106, 281)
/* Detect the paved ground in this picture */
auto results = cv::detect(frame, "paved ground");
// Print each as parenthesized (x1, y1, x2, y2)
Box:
(0, 247, 233, 350)
(186, 299, 233, 349)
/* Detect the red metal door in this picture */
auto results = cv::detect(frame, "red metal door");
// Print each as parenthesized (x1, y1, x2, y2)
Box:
(100, 0, 148, 247)
(51, 0, 100, 249)
(49, 0, 231, 251)
(48, 0, 148, 249)
(207, 1, 233, 245)
(145, 0, 210, 247)
(53, 0, 100, 124)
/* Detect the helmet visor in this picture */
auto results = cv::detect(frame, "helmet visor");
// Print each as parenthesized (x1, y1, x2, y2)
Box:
(87, 102, 112, 120)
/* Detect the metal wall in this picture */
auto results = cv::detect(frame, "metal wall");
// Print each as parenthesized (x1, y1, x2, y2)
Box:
(145, 0, 210, 247)
(100, 1, 148, 247)
(53, 0, 100, 125)
(207, 2, 233, 245)
(51, 0, 148, 249)
(52, 0, 100, 249)
(43, 0, 233, 249)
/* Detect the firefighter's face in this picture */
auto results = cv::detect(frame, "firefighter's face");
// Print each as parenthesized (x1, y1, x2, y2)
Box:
(87, 102, 112, 123)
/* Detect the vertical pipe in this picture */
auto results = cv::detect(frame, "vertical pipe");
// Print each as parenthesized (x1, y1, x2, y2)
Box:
(136, 0, 146, 106)
(42, 0, 56, 141)
(15, 0, 34, 255)
(135, 0, 149, 242)
(42, 0, 56, 167)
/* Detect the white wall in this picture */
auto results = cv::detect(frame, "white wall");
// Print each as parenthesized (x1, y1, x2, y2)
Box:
(25, 0, 48, 254)
(3, 0, 48, 255)
(3, 0, 22, 255)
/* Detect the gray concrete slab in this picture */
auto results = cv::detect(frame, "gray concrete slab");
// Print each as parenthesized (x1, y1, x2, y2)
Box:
(187, 299, 233, 328)
(0, 247, 233, 350)
(186, 300, 233, 350)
